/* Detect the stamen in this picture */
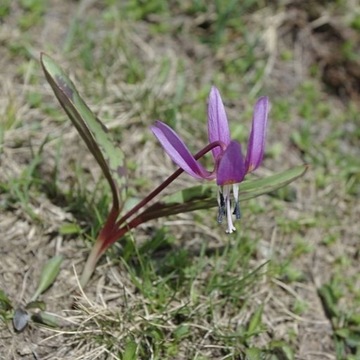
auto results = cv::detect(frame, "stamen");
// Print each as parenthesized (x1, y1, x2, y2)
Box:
(233, 202, 241, 219)
(224, 185, 236, 234)
(232, 184, 241, 220)
(216, 184, 240, 233)
(217, 189, 225, 223)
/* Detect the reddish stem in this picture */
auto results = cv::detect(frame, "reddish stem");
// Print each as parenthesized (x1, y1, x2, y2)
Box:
(98, 205, 120, 240)
(81, 141, 224, 287)
(115, 140, 223, 228)
(104, 140, 224, 247)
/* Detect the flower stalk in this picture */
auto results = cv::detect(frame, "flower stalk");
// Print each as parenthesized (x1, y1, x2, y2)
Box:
(80, 140, 223, 287)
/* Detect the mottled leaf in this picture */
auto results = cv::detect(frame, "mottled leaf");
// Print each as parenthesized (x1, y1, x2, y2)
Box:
(30, 255, 63, 302)
(140, 165, 308, 220)
(41, 53, 127, 211)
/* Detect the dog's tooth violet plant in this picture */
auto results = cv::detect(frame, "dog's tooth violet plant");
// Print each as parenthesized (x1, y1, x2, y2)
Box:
(151, 87, 269, 233)
(41, 54, 307, 288)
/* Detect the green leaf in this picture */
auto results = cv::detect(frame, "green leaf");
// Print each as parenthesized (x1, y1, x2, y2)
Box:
(59, 222, 83, 235)
(318, 283, 340, 320)
(173, 324, 190, 340)
(40, 53, 127, 211)
(269, 340, 295, 360)
(122, 340, 137, 360)
(141, 165, 308, 220)
(247, 305, 263, 335)
(30, 255, 63, 302)
(349, 313, 360, 326)
(25, 300, 46, 311)
(245, 348, 266, 360)
(0, 289, 12, 311)
(31, 311, 60, 328)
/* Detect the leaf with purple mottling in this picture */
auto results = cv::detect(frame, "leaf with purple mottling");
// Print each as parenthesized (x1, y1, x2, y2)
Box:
(41, 53, 127, 211)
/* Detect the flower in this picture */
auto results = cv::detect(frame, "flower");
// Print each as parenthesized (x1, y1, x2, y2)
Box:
(151, 86, 269, 233)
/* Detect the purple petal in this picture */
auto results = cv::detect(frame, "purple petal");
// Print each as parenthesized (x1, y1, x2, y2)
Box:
(151, 121, 213, 179)
(216, 141, 246, 185)
(207, 86, 231, 159)
(245, 96, 269, 173)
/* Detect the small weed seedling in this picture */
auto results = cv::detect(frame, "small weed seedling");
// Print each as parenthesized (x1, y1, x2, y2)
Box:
(0, 256, 63, 332)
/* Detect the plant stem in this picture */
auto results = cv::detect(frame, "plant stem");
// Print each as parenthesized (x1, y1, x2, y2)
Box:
(81, 141, 223, 287)
(80, 239, 103, 288)
(115, 140, 223, 228)
(106, 141, 223, 246)
(97, 205, 120, 243)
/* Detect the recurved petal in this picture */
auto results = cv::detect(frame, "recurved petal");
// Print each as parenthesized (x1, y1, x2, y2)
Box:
(245, 96, 269, 173)
(216, 140, 246, 186)
(151, 121, 212, 179)
(207, 86, 231, 159)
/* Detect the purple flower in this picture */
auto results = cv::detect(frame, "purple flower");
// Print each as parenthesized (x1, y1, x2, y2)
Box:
(151, 86, 269, 233)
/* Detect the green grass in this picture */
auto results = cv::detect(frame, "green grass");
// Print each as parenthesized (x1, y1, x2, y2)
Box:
(0, 0, 359, 359)
(66, 229, 276, 358)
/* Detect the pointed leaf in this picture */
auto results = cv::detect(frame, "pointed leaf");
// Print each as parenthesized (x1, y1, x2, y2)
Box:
(247, 305, 263, 335)
(31, 256, 63, 302)
(140, 165, 308, 220)
(318, 283, 340, 320)
(41, 53, 127, 211)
